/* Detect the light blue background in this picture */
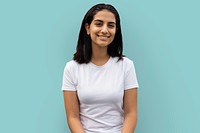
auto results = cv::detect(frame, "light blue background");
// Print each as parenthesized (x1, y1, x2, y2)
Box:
(0, 0, 199, 133)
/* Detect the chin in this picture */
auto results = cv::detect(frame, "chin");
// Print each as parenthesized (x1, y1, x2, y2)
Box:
(97, 43, 110, 47)
(92, 41, 112, 48)
(98, 41, 111, 46)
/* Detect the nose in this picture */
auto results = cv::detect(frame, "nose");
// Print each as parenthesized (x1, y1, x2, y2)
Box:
(101, 25, 108, 34)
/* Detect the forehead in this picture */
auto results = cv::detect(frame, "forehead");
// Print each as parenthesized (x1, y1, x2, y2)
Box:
(93, 10, 116, 23)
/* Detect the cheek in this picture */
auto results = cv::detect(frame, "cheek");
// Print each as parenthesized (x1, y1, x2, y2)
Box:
(111, 31, 116, 39)
(89, 26, 99, 33)
(111, 28, 116, 35)
(90, 34, 96, 41)
(110, 32, 116, 42)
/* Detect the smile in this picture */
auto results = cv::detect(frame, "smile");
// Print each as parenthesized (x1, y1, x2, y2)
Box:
(97, 35, 110, 38)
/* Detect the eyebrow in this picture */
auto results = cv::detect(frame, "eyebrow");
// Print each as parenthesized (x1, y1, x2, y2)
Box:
(94, 19, 116, 24)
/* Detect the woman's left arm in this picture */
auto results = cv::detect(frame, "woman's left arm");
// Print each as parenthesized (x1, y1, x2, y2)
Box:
(122, 88, 138, 133)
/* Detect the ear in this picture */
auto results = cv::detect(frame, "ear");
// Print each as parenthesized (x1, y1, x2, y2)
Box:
(85, 23, 90, 35)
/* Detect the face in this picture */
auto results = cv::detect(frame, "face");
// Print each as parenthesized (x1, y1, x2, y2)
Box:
(85, 10, 116, 48)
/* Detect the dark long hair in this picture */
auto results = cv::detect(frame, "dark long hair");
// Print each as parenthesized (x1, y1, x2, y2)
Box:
(73, 3, 124, 63)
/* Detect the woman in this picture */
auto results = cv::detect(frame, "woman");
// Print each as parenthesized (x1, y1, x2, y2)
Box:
(62, 3, 139, 133)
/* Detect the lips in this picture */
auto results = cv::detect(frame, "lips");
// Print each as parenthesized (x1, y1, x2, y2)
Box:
(97, 35, 110, 39)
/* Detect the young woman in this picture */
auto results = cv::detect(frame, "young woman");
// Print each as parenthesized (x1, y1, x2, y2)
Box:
(62, 3, 139, 133)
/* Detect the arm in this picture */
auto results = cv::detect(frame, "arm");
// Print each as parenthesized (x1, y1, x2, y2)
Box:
(122, 88, 138, 133)
(63, 91, 85, 133)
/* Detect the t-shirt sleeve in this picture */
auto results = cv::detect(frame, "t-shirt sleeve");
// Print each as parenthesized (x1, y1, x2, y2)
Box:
(61, 61, 77, 91)
(124, 60, 139, 90)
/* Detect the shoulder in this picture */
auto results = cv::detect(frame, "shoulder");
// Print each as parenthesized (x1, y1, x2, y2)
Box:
(111, 57, 135, 71)
(64, 60, 79, 71)
(114, 57, 134, 67)
(112, 56, 133, 63)
(121, 57, 136, 71)
(122, 57, 134, 64)
(66, 60, 78, 66)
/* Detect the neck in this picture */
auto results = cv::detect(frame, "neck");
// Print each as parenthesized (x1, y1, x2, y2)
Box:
(91, 45, 110, 66)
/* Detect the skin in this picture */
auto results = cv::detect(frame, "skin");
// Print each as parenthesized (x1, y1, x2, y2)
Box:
(63, 91, 85, 133)
(85, 9, 116, 66)
(122, 88, 138, 133)
(63, 9, 138, 133)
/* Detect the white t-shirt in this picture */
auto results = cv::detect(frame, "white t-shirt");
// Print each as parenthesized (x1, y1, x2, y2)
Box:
(62, 57, 139, 133)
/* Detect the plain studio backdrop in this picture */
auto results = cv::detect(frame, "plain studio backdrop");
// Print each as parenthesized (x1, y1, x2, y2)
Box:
(0, 0, 199, 133)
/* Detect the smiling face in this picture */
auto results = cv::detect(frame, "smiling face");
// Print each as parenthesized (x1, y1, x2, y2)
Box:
(85, 10, 116, 49)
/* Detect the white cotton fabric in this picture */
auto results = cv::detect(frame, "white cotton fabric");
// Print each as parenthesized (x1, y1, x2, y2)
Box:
(62, 57, 139, 133)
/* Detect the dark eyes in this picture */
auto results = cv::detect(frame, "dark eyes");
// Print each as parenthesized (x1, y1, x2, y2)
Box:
(108, 24, 115, 28)
(95, 23, 102, 26)
(94, 22, 115, 28)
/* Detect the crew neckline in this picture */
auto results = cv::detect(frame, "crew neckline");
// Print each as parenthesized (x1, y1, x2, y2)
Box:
(89, 56, 112, 69)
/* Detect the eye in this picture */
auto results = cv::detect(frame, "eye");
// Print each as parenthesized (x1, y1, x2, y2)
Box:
(95, 22, 103, 27)
(108, 24, 115, 28)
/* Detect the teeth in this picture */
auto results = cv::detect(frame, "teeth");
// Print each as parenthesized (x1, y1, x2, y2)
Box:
(98, 35, 109, 38)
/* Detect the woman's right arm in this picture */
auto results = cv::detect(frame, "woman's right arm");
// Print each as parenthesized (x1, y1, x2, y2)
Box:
(63, 91, 85, 133)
